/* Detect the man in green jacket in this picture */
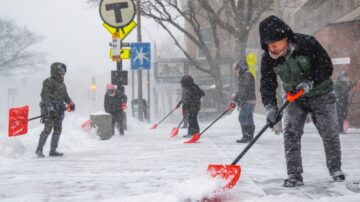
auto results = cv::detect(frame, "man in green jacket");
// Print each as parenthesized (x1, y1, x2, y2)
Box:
(259, 15, 344, 187)
(36, 62, 75, 158)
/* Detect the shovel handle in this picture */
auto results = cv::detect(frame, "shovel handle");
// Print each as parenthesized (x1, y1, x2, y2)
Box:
(230, 90, 305, 165)
(28, 115, 42, 121)
(176, 115, 187, 128)
(230, 101, 288, 165)
(156, 107, 177, 125)
(199, 105, 233, 136)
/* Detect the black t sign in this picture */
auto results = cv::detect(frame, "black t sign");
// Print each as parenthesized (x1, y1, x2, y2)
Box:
(106, 2, 128, 23)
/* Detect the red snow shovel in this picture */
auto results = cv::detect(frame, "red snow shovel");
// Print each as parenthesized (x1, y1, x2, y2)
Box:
(8, 105, 42, 137)
(184, 103, 236, 144)
(8, 104, 74, 137)
(207, 89, 304, 190)
(149, 107, 178, 129)
(170, 115, 187, 137)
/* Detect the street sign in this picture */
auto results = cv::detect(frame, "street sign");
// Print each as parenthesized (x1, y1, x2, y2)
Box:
(103, 21, 137, 40)
(99, 0, 135, 28)
(110, 48, 130, 60)
(111, 70, 128, 86)
(131, 43, 151, 70)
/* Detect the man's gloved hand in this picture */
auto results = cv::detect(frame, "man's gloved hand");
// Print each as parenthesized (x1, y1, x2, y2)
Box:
(121, 102, 127, 110)
(67, 102, 75, 112)
(265, 105, 279, 125)
(47, 107, 57, 119)
(296, 80, 314, 94)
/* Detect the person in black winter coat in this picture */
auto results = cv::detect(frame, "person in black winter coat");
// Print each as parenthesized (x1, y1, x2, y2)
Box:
(36, 62, 75, 158)
(232, 59, 256, 143)
(104, 83, 127, 135)
(180, 75, 205, 138)
(259, 15, 344, 187)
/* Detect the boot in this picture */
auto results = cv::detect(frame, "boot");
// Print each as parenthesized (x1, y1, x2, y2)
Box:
(35, 132, 48, 158)
(49, 134, 63, 157)
(283, 173, 304, 187)
(236, 125, 253, 143)
(331, 170, 345, 182)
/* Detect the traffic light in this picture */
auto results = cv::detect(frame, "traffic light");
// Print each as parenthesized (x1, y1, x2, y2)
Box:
(91, 76, 96, 92)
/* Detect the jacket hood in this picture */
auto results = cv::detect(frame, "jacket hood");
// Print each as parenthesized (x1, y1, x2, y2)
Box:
(181, 75, 194, 88)
(259, 15, 294, 51)
(50, 62, 66, 82)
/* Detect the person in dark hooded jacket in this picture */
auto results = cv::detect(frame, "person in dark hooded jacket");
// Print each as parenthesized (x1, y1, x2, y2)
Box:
(334, 71, 353, 133)
(259, 15, 344, 187)
(36, 62, 75, 158)
(232, 59, 256, 143)
(104, 83, 127, 135)
(180, 75, 205, 138)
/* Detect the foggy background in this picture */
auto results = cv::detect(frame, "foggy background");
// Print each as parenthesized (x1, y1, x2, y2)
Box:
(0, 0, 181, 130)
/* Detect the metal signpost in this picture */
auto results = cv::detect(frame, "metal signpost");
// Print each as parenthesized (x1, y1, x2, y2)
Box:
(99, 0, 136, 125)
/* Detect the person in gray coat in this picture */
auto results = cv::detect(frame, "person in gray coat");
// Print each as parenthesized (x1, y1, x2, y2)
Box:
(232, 59, 256, 143)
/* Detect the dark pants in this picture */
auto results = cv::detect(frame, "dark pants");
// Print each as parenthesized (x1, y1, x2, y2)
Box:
(239, 103, 255, 140)
(282, 91, 342, 175)
(112, 111, 124, 134)
(37, 116, 64, 153)
(188, 111, 199, 135)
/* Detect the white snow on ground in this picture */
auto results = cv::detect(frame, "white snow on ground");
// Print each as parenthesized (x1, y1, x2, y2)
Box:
(0, 111, 360, 202)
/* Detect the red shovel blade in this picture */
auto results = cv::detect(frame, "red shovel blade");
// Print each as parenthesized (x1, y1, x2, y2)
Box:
(170, 127, 179, 137)
(149, 123, 158, 129)
(207, 164, 241, 190)
(81, 119, 92, 133)
(183, 133, 200, 144)
(8, 105, 29, 137)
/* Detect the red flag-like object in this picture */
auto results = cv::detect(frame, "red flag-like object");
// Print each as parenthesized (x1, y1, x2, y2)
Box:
(8, 105, 29, 137)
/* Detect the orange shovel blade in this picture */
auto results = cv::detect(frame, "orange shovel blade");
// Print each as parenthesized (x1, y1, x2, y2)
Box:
(183, 133, 200, 144)
(207, 164, 241, 190)
(149, 123, 158, 129)
(170, 128, 179, 137)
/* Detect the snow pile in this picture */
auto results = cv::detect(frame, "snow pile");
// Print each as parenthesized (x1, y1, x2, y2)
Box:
(0, 114, 99, 160)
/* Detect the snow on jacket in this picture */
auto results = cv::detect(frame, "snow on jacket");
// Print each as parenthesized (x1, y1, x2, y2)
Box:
(259, 15, 333, 107)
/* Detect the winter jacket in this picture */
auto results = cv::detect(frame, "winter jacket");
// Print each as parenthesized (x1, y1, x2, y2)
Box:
(40, 62, 72, 118)
(180, 75, 205, 114)
(259, 15, 334, 107)
(104, 90, 127, 115)
(235, 71, 256, 105)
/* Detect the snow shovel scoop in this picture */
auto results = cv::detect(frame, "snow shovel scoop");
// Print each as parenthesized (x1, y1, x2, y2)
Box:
(149, 107, 178, 129)
(8, 104, 74, 137)
(8, 105, 42, 137)
(170, 115, 187, 137)
(207, 89, 304, 190)
(184, 103, 236, 144)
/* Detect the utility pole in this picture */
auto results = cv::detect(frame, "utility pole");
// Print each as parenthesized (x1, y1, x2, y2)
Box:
(136, 0, 143, 121)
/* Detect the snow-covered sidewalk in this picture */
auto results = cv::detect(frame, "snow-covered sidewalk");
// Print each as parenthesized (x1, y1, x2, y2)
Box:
(0, 112, 359, 202)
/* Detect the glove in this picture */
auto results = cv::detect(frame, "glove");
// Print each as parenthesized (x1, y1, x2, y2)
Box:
(296, 80, 314, 94)
(121, 102, 127, 110)
(265, 105, 279, 125)
(47, 107, 57, 119)
(67, 102, 75, 112)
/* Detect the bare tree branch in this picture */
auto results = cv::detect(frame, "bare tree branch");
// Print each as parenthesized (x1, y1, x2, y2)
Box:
(0, 18, 45, 76)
